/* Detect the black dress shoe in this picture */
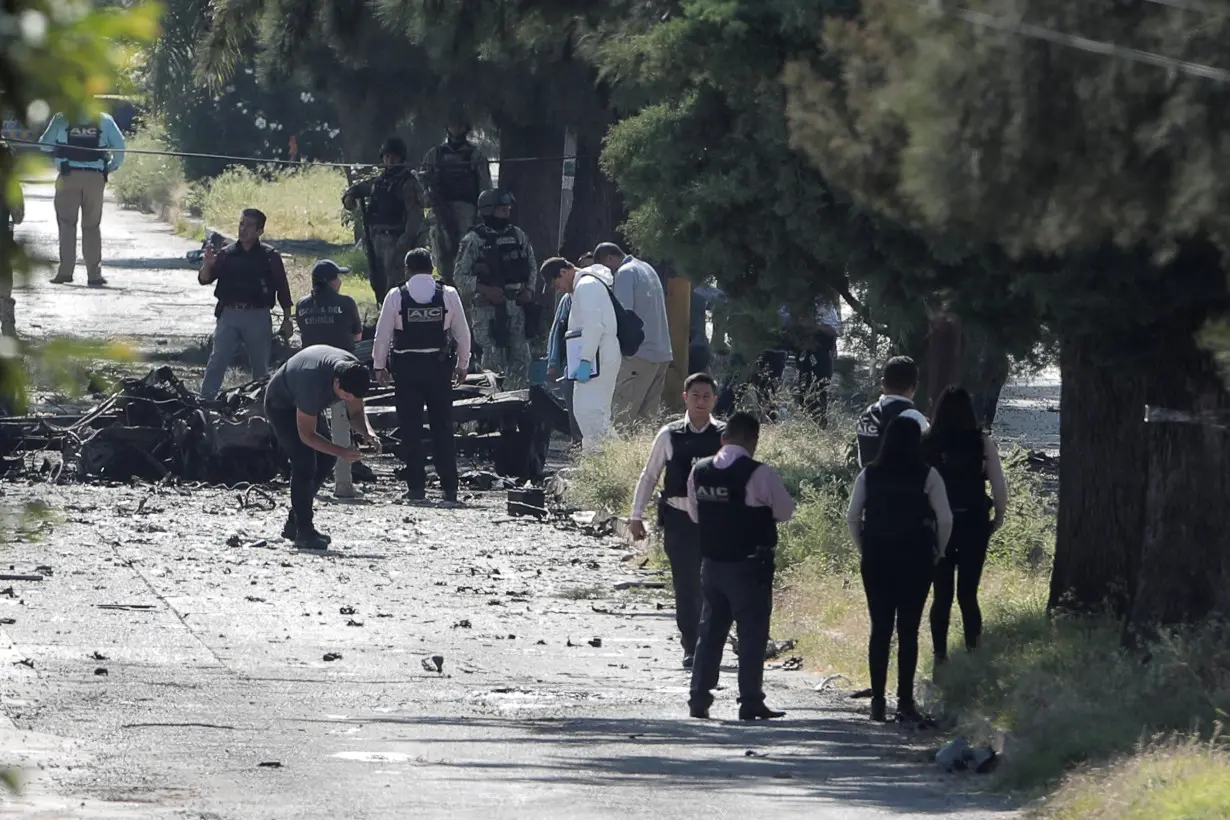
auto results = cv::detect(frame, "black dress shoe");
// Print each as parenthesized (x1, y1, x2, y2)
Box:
(738, 704, 786, 721)
(682, 653, 695, 670)
(870, 696, 887, 722)
(688, 703, 710, 719)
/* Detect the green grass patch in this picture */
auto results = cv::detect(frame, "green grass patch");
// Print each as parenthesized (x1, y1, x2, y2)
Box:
(196, 164, 353, 244)
(109, 120, 185, 216)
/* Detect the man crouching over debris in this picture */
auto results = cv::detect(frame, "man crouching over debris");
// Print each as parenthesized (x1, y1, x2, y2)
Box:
(687, 411, 795, 721)
(264, 345, 379, 550)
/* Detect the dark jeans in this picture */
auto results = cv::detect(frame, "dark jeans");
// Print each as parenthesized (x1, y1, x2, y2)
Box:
(661, 505, 703, 655)
(266, 402, 335, 534)
(861, 551, 933, 703)
(393, 351, 458, 497)
(689, 557, 774, 708)
(930, 515, 991, 657)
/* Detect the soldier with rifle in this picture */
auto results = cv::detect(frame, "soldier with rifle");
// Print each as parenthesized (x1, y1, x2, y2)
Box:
(343, 137, 427, 305)
(454, 189, 539, 389)
(420, 114, 491, 285)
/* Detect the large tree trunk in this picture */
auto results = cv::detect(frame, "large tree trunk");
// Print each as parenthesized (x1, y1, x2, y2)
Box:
(1129, 303, 1230, 627)
(495, 118, 564, 265)
(560, 116, 625, 261)
(1049, 331, 1147, 618)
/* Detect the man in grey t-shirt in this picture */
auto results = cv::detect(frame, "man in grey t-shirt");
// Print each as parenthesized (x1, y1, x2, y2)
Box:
(264, 345, 380, 549)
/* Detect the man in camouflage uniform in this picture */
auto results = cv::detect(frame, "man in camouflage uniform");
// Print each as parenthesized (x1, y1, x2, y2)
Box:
(420, 115, 491, 285)
(454, 189, 538, 389)
(343, 137, 427, 305)
(0, 140, 23, 337)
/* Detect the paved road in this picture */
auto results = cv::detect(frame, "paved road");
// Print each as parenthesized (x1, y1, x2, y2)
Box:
(0, 479, 1019, 819)
(11, 180, 216, 348)
(2, 182, 1022, 818)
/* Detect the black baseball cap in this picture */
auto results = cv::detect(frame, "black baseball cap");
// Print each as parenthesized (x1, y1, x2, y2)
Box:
(311, 259, 349, 285)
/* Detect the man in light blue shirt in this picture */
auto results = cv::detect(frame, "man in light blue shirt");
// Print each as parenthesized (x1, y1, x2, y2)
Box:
(38, 111, 127, 286)
(594, 241, 674, 424)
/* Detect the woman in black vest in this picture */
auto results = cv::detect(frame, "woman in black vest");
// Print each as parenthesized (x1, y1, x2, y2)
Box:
(847, 416, 953, 722)
(922, 386, 1008, 663)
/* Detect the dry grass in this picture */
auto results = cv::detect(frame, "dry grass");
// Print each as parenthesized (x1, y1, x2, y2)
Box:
(197, 165, 353, 244)
(109, 120, 186, 218)
(569, 406, 1230, 805)
(1039, 737, 1230, 819)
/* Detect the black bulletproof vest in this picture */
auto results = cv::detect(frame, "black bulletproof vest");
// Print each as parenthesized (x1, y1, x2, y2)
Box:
(856, 397, 915, 466)
(213, 243, 276, 308)
(692, 455, 778, 562)
(860, 464, 934, 555)
(54, 123, 102, 164)
(394, 283, 448, 350)
(474, 225, 531, 288)
(296, 292, 355, 352)
(923, 429, 991, 517)
(367, 169, 409, 229)
(661, 419, 725, 500)
(436, 142, 480, 204)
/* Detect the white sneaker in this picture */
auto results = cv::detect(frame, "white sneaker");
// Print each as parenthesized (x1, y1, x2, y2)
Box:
(333, 486, 365, 500)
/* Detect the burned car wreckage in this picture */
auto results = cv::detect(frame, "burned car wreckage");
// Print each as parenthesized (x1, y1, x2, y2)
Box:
(0, 345, 569, 485)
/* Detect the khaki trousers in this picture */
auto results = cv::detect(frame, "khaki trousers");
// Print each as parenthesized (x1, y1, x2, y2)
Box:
(54, 169, 106, 281)
(613, 357, 671, 425)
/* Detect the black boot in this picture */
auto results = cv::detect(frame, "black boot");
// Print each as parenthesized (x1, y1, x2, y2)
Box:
(738, 703, 786, 721)
(870, 696, 887, 722)
(895, 699, 936, 728)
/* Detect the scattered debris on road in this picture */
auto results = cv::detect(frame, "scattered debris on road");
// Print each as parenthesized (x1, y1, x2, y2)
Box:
(322, 652, 342, 662)
(935, 736, 998, 774)
(421, 654, 444, 673)
(258, 761, 283, 769)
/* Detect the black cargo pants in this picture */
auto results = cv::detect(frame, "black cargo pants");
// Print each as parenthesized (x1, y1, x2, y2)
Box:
(265, 400, 335, 535)
(392, 350, 458, 498)
(660, 504, 703, 656)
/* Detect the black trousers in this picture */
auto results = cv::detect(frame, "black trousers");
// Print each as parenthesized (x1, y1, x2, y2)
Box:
(795, 344, 834, 426)
(689, 557, 773, 708)
(930, 515, 991, 657)
(392, 350, 458, 497)
(660, 505, 703, 655)
(266, 402, 335, 534)
(861, 550, 933, 703)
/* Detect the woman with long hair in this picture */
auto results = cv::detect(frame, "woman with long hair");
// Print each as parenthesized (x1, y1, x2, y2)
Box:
(922, 386, 1008, 662)
(847, 416, 953, 722)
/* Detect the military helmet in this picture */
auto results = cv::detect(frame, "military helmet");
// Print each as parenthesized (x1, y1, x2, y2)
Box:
(477, 188, 515, 215)
(379, 137, 407, 161)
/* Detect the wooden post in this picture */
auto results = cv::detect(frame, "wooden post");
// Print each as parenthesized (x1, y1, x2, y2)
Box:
(663, 277, 692, 411)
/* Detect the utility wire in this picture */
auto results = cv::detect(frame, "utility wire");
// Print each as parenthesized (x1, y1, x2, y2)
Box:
(920, 0, 1230, 83)
(0, 136, 588, 170)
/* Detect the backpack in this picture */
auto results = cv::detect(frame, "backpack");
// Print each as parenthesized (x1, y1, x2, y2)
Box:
(581, 273, 645, 357)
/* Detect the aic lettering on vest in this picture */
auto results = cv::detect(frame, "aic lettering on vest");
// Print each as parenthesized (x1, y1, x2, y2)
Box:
(213, 243, 276, 308)
(395, 283, 448, 350)
(55, 123, 103, 165)
(367, 169, 409, 229)
(692, 455, 779, 561)
(437, 143, 480, 204)
(694, 485, 730, 502)
(475, 227, 531, 289)
(661, 419, 725, 501)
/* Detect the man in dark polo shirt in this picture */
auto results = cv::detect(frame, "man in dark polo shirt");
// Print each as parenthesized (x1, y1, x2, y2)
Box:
(295, 260, 364, 498)
(264, 346, 379, 550)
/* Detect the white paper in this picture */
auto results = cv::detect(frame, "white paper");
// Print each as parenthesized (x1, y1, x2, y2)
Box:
(564, 330, 598, 380)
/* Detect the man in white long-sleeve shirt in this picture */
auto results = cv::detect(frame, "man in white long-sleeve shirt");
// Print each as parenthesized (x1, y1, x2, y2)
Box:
(541, 257, 621, 453)
(627, 373, 724, 669)
(373, 248, 471, 503)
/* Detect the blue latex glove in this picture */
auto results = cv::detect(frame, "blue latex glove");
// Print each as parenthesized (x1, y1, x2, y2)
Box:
(575, 360, 593, 383)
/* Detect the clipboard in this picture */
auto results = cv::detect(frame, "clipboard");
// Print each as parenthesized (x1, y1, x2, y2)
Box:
(564, 329, 599, 380)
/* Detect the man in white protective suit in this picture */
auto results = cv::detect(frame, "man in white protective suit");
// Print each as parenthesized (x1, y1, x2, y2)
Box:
(540, 257, 621, 453)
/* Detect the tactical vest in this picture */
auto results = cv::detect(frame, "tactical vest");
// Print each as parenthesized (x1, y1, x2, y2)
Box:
(213, 242, 276, 308)
(367, 169, 409, 230)
(296, 292, 355, 352)
(923, 429, 991, 518)
(473, 225, 531, 289)
(691, 455, 778, 562)
(394, 282, 448, 350)
(860, 464, 935, 555)
(661, 419, 725, 501)
(435, 142, 480, 204)
(54, 123, 102, 165)
(856, 397, 916, 466)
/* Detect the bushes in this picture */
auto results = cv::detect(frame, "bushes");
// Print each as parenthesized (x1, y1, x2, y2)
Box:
(109, 120, 185, 216)
(195, 164, 352, 244)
